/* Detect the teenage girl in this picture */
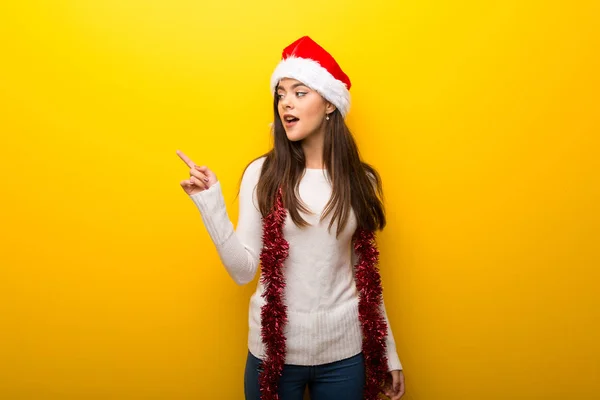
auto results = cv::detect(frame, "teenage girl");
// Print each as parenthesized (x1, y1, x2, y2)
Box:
(177, 36, 405, 400)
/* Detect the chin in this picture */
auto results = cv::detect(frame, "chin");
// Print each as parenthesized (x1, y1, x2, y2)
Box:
(285, 131, 308, 142)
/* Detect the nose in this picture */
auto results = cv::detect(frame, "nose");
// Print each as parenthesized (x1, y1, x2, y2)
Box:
(279, 94, 293, 109)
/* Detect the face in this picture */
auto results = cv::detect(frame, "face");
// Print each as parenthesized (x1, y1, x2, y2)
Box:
(276, 78, 336, 142)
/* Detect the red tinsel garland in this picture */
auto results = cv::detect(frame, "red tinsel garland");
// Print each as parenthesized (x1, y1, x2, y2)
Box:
(353, 228, 389, 400)
(258, 187, 289, 400)
(258, 188, 388, 400)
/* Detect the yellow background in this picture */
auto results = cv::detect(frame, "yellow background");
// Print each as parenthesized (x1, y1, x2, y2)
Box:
(1, 0, 598, 399)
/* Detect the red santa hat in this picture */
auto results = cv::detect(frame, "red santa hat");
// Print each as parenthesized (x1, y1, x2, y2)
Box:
(270, 36, 352, 117)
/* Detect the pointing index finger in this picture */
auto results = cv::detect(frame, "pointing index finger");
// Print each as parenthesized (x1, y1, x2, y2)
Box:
(176, 150, 196, 168)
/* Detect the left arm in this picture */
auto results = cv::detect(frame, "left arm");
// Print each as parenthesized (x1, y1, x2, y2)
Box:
(381, 298, 406, 399)
(381, 298, 402, 371)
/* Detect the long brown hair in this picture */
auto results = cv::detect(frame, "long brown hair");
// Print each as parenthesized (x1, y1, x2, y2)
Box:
(243, 95, 386, 237)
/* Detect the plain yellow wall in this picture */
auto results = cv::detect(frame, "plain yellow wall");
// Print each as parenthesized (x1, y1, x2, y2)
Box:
(1, 1, 598, 399)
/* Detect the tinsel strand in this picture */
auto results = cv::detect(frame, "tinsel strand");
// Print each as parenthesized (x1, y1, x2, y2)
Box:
(354, 228, 389, 400)
(258, 187, 289, 400)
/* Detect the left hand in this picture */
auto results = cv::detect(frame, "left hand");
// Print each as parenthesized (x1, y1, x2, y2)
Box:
(381, 370, 405, 399)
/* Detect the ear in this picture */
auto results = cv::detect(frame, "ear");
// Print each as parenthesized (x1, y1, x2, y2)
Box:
(325, 101, 336, 115)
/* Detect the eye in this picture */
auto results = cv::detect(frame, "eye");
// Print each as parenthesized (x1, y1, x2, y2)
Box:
(296, 91, 307, 97)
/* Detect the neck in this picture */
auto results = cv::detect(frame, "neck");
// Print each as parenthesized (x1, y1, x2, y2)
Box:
(301, 129, 325, 169)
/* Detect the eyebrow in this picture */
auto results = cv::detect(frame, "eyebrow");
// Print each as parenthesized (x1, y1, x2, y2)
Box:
(276, 82, 309, 92)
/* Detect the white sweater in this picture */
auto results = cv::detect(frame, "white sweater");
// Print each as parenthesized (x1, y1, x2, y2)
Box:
(190, 157, 402, 371)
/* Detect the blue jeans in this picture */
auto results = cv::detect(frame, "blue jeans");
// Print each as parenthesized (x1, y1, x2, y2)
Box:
(244, 351, 365, 400)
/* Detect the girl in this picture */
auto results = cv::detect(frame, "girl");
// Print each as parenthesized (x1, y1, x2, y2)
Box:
(177, 36, 405, 400)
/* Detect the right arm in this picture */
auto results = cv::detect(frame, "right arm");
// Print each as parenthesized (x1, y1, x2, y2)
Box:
(183, 154, 265, 285)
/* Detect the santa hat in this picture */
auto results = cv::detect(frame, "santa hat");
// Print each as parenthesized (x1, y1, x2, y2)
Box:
(270, 36, 352, 117)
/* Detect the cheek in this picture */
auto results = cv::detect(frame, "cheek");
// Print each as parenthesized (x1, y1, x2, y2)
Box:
(308, 98, 327, 117)
(305, 105, 325, 125)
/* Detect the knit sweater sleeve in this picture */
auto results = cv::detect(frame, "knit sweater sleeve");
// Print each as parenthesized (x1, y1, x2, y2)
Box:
(188, 158, 265, 285)
(381, 298, 403, 371)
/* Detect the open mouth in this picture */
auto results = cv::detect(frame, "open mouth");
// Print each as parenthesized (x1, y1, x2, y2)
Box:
(283, 115, 299, 128)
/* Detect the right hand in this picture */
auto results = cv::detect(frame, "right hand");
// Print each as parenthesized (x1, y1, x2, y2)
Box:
(176, 149, 218, 196)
